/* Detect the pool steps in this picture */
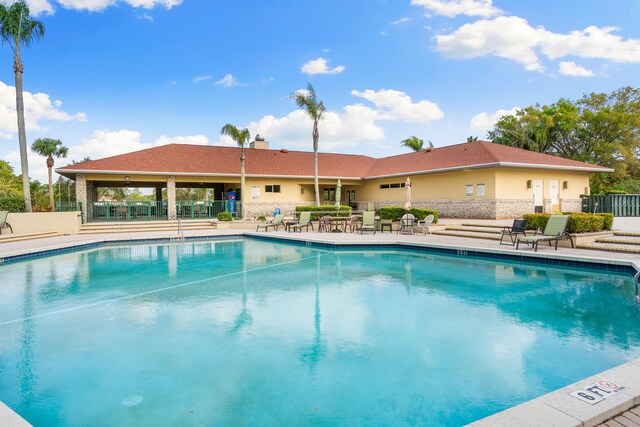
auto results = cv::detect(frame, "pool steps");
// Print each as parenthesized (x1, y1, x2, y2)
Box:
(78, 219, 217, 235)
(0, 231, 60, 244)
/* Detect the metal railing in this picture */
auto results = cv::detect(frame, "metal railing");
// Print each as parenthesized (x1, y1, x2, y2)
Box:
(55, 201, 82, 212)
(582, 194, 640, 216)
(88, 200, 241, 222)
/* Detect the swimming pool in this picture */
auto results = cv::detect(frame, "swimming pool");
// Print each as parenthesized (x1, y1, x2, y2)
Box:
(0, 238, 638, 425)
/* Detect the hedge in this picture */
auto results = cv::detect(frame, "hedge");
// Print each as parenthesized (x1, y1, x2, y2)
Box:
(217, 212, 233, 221)
(378, 206, 438, 224)
(596, 213, 614, 230)
(295, 205, 352, 220)
(522, 213, 608, 234)
(0, 196, 25, 213)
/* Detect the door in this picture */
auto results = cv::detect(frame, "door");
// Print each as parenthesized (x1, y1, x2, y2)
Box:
(533, 180, 543, 213)
(550, 180, 559, 212)
(346, 189, 357, 209)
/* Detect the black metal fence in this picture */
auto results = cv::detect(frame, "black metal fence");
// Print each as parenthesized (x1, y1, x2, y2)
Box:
(581, 195, 640, 217)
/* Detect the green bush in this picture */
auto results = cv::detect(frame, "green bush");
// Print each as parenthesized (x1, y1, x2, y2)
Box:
(256, 216, 266, 221)
(604, 189, 627, 195)
(295, 205, 352, 220)
(378, 206, 439, 224)
(596, 213, 614, 230)
(217, 212, 233, 221)
(523, 213, 607, 234)
(0, 196, 25, 212)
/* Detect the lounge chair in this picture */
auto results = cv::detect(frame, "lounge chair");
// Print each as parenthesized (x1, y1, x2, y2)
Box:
(398, 213, 416, 234)
(256, 213, 284, 232)
(0, 211, 12, 235)
(500, 219, 527, 245)
(416, 214, 434, 235)
(289, 212, 313, 232)
(359, 211, 376, 234)
(516, 215, 574, 252)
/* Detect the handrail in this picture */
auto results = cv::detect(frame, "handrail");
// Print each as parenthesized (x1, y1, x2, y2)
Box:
(634, 270, 640, 304)
(178, 219, 184, 241)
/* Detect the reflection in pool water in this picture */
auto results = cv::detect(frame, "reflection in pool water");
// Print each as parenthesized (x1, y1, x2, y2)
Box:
(0, 239, 638, 425)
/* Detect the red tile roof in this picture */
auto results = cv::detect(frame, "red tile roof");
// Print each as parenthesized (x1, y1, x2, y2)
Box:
(56, 140, 612, 179)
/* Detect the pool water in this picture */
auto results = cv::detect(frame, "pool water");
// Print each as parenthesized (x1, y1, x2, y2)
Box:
(0, 239, 638, 426)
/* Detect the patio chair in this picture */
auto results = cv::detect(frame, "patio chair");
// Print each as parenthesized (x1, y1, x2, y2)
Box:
(0, 211, 12, 235)
(289, 212, 313, 232)
(318, 215, 332, 233)
(359, 211, 376, 234)
(367, 202, 375, 212)
(516, 215, 574, 252)
(347, 215, 361, 233)
(416, 214, 434, 235)
(499, 219, 528, 245)
(256, 213, 284, 232)
(398, 213, 416, 234)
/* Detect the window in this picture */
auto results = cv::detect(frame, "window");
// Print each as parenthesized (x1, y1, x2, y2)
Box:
(477, 183, 485, 196)
(323, 187, 336, 201)
(380, 182, 406, 189)
(265, 185, 281, 193)
(466, 184, 473, 196)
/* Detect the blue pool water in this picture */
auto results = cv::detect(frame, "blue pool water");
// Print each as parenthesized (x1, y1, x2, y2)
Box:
(0, 238, 638, 426)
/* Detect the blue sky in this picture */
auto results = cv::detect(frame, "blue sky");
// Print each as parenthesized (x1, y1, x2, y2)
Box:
(1, 0, 639, 182)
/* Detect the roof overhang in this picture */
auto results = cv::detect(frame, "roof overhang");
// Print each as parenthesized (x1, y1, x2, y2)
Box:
(54, 168, 364, 181)
(364, 162, 613, 180)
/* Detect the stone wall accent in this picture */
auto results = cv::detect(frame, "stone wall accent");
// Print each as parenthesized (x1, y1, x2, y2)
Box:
(560, 198, 582, 213)
(167, 176, 176, 220)
(244, 201, 315, 218)
(495, 199, 535, 218)
(359, 198, 538, 218)
(75, 174, 87, 222)
(87, 181, 97, 220)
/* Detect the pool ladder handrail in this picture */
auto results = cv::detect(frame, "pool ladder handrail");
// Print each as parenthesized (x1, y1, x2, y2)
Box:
(177, 219, 185, 241)
(635, 270, 640, 304)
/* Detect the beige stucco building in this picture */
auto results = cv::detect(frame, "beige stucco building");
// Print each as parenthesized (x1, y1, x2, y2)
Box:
(56, 140, 612, 221)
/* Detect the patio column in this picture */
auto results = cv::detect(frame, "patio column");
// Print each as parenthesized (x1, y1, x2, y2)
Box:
(87, 181, 97, 221)
(167, 176, 176, 220)
(76, 174, 87, 222)
(155, 185, 163, 203)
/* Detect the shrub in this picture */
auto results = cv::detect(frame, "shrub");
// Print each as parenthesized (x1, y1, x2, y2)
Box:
(379, 206, 439, 224)
(256, 216, 266, 221)
(596, 213, 614, 230)
(604, 189, 627, 195)
(0, 196, 25, 212)
(217, 212, 233, 221)
(295, 205, 352, 220)
(523, 212, 607, 234)
(33, 205, 53, 213)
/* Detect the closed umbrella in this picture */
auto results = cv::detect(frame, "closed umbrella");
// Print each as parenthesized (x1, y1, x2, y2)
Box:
(334, 179, 342, 210)
(403, 177, 412, 210)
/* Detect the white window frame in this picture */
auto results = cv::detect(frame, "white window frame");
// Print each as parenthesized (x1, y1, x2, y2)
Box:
(477, 183, 485, 196)
(466, 184, 473, 196)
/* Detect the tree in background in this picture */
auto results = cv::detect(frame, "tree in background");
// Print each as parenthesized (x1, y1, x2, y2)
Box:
(401, 136, 423, 152)
(220, 124, 250, 220)
(293, 83, 325, 206)
(31, 138, 68, 210)
(487, 86, 640, 194)
(0, 1, 45, 212)
(0, 160, 22, 198)
(466, 136, 479, 142)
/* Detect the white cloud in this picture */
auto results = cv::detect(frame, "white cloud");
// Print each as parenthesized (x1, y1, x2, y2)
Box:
(351, 89, 444, 122)
(192, 75, 213, 83)
(20, 0, 182, 14)
(67, 130, 209, 161)
(411, 0, 501, 18)
(216, 74, 238, 87)
(469, 107, 520, 135)
(435, 16, 640, 71)
(558, 61, 594, 77)
(0, 81, 86, 138)
(391, 17, 412, 25)
(240, 89, 443, 151)
(301, 58, 346, 75)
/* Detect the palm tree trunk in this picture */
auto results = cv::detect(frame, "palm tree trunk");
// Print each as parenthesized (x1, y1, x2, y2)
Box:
(47, 164, 54, 211)
(240, 151, 246, 220)
(313, 121, 320, 206)
(14, 54, 32, 212)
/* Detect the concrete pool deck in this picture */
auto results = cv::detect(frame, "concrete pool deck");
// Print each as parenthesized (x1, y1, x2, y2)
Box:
(0, 225, 639, 426)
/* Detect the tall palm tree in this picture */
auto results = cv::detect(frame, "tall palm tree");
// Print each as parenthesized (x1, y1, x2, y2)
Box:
(401, 136, 424, 152)
(467, 136, 479, 142)
(220, 124, 250, 220)
(293, 83, 325, 206)
(31, 138, 68, 211)
(0, 1, 45, 213)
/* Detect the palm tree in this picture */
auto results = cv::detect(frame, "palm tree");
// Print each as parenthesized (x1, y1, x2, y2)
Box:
(220, 124, 250, 220)
(467, 136, 479, 142)
(31, 138, 68, 211)
(401, 136, 424, 152)
(0, 1, 45, 213)
(293, 83, 325, 206)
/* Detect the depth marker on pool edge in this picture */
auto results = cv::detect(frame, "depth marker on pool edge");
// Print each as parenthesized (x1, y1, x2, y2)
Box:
(0, 252, 334, 327)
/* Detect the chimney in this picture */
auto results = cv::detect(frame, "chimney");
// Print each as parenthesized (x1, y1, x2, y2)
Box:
(250, 134, 269, 149)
